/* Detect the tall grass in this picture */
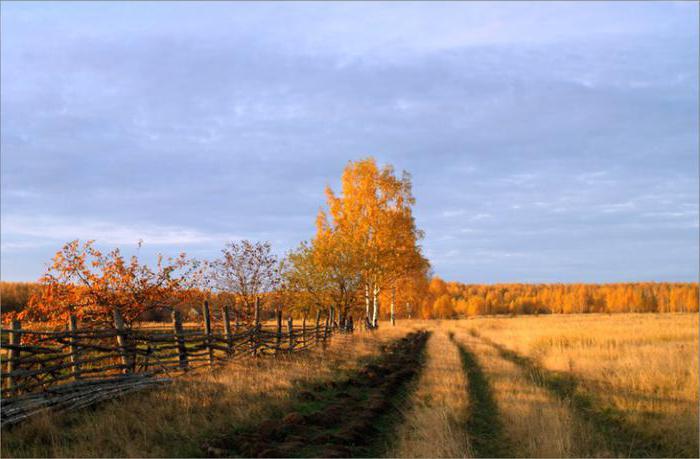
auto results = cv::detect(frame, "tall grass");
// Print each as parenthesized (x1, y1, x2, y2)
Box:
(387, 323, 471, 457)
(2, 314, 696, 458)
(471, 313, 699, 457)
(455, 328, 597, 457)
(1, 327, 408, 458)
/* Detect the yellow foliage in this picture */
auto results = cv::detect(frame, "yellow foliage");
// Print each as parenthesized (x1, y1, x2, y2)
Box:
(422, 278, 698, 317)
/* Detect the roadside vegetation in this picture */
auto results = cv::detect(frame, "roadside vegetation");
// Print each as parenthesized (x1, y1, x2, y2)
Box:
(1, 325, 414, 457)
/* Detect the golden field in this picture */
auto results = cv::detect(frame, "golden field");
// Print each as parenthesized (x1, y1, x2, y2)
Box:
(2, 313, 697, 458)
(466, 313, 699, 457)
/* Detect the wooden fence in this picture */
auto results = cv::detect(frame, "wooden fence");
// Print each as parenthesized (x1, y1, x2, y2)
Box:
(1, 301, 342, 401)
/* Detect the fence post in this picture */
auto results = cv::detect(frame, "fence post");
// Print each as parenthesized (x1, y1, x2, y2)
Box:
(172, 310, 188, 371)
(252, 298, 261, 357)
(113, 309, 132, 374)
(202, 301, 214, 367)
(302, 314, 307, 348)
(6, 319, 22, 395)
(323, 307, 331, 347)
(275, 307, 283, 353)
(234, 304, 241, 332)
(315, 309, 322, 344)
(254, 297, 261, 325)
(222, 303, 233, 355)
(288, 316, 294, 350)
(68, 315, 82, 381)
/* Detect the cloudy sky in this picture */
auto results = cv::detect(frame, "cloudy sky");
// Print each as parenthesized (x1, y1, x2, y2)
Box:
(2, 1, 698, 283)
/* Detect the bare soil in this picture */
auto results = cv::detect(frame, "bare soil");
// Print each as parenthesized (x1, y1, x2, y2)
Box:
(204, 330, 430, 458)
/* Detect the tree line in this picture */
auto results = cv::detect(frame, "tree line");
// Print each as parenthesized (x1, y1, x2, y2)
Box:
(2, 157, 696, 327)
(421, 278, 699, 318)
(2, 158, 428, 329)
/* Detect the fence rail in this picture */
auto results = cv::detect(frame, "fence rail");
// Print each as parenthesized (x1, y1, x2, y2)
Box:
(1, 301, 347, 402)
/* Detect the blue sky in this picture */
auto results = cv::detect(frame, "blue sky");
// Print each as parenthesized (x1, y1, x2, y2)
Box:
(1, 1, 698, 283)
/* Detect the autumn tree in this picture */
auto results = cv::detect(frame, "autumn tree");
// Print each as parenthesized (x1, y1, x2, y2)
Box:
(0, 282, 41, 317)
(283, 230, 363, 323)
(317, 158, 429, 327)
(208, 240, 281, 322)
(20, 240, 199, 328)
(433, 294, 455, 319)
(421, 281, 698, 318)
(281, 241, 329, 315)
(389, 267, 431, 320)
(312, 217, 364, 322)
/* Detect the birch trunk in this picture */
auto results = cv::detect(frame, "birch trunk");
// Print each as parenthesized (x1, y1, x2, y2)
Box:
(372, 284, 380, 326)
(365, 283, 371, 320)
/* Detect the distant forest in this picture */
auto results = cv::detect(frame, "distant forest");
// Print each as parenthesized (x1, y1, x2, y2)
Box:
(2, 280, 697, 323)
(423, 278, 699, 318)
(1, 282, 42, 317)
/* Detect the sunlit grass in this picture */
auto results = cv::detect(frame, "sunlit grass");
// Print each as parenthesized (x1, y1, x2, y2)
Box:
(471, 313, 699, 457)
(387, 322, 471, 458)
(1, 327, 404, 458)
(2, 314, 696, 457)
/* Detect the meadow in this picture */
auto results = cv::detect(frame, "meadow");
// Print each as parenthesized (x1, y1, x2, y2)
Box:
(2, 313, 697, 458)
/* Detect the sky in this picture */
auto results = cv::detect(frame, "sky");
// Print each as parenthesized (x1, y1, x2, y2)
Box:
(1, 1, 698, 283)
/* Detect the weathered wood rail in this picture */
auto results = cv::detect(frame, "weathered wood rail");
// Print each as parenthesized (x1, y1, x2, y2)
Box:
(0, 302, 348, 426)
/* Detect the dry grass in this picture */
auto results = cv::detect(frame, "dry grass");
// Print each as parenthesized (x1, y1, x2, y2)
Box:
(387, 321, 471, 458)
(2, 314, 697, 458)
(1, 327, 404, 458)
(387, 315, 698, 458)
(452, 327, 610, 457)
(470, 313, 699, 457)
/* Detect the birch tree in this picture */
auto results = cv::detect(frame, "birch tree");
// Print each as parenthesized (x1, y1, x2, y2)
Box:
(318, 158, 429, 327)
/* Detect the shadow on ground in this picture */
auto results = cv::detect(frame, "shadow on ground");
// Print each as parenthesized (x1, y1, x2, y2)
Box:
(204, 330, 430, 458)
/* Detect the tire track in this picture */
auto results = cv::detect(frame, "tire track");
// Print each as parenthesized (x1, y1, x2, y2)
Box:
(387, 329, 471, 458)
(204, 330, 430, 458)
(474, 331, 678, 458)
(449, 333, 513, 458)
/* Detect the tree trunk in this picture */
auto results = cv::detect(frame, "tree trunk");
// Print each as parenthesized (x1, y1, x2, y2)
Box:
(372, 284, 380, 327)
(365, 283, 371, 321)
(390, 288, 396, 326)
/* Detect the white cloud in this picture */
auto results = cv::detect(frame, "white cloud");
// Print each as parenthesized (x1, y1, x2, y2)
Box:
(599, 201, 636, 214)
(576, 170, 613, 185)
(2, 1, 697, 282)
(1, 215, 241, 247)
(441, 209, 466, 218)
(470, 213, 492, 221)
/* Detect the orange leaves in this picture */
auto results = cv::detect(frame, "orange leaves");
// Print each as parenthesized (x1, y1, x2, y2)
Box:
(22, 240, 201, 329)
(422, 279, 699, 318)
(305, 158, 430, 321)
(319, 158, 425, 267)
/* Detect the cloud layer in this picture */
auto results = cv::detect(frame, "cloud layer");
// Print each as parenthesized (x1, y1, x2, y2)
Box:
(2, 2, 698, 282)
